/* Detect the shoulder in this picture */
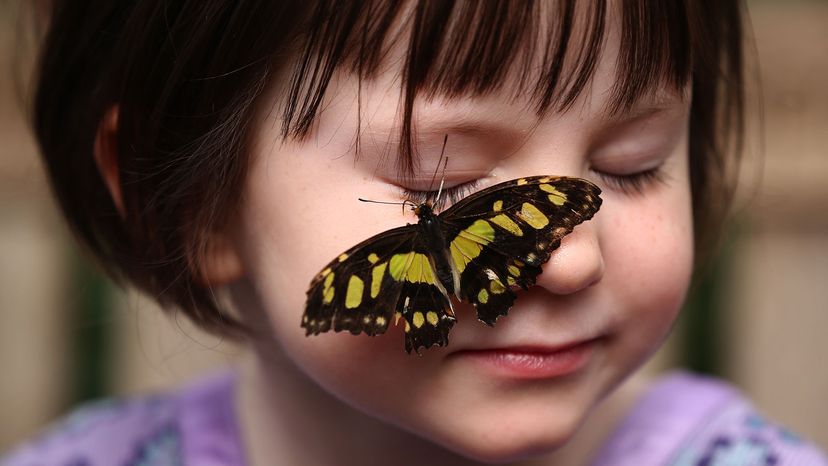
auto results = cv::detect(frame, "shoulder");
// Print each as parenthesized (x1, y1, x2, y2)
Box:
(2, 370, 243, 466)
(592, 370, 828, 466)
(2, 393, 180, 466)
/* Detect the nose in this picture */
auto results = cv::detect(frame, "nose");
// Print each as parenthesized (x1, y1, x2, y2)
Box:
(535, 223, 604, 295)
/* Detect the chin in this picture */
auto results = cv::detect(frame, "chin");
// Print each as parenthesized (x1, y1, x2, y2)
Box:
(441, 428, 578, 464)
(422, 403, 585, 464)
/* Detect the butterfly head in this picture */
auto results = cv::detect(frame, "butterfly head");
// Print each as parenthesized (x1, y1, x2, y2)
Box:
(413, 202, 435, 219)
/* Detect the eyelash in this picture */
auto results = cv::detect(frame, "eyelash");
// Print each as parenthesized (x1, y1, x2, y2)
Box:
(590, 167, 665, 195)
(401, 180, 480, 208)
(400, 166, 664, 207)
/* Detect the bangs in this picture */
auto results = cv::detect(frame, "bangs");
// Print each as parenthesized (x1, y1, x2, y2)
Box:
(281, 0, 693, 173)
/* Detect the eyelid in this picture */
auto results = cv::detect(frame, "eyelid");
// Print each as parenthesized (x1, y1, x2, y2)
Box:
(590, 135, 670, 166)
(589, 110, 687, 169)
(398, 168, 491, 186)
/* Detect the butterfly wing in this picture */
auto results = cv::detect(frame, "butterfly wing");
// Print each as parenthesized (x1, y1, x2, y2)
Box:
(439, 176, 602, 325)
(395, 277, 456, 354)
(303, 226, 456, 353)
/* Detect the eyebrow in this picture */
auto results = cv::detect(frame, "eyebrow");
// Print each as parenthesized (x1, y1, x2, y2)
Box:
(363, 116, 529, 147)
(604, 91, 688, 123)
(598, 104, 680, 131)
(362, 90, 688, 145)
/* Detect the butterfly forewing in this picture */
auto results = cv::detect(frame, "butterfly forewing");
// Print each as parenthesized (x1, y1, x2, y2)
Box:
(439, 176, 602, 325)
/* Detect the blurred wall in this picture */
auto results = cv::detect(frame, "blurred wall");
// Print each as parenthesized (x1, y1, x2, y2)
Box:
(724, 1, 828, 448)
(0, 1, 69, 446)
(2, 0, 827, 452)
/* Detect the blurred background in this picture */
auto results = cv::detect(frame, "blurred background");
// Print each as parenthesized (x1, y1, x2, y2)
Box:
(2, 0, 827, 453)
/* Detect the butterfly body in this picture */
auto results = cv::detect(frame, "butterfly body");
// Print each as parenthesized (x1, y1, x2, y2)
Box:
(303, 176, 602, 354)
(412, 203, 458, 296)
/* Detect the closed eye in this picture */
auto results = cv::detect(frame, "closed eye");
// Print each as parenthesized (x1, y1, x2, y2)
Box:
(589, 167, 665, 195)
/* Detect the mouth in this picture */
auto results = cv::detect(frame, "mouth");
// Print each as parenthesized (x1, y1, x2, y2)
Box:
(447, 337, 601, 379)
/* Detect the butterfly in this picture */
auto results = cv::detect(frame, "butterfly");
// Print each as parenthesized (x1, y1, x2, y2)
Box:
(302, 175, 602, 354)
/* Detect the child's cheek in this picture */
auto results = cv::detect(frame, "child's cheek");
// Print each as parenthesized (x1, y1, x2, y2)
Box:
(603, 187, 695, 368)
(228, 143, 438, 397)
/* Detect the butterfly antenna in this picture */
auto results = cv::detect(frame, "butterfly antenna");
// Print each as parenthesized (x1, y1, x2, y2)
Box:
(359, 198, 404, 205)
(434, 157, 449, 204)
(427, 135, 449, 193)
(358, 198, 417, 212)
(432, 135, 450, 205)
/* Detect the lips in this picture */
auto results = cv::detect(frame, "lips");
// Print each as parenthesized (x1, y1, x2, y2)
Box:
(448, 338, 600, 379)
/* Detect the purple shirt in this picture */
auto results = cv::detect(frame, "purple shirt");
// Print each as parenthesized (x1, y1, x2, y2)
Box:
(4, 370, 826, 465)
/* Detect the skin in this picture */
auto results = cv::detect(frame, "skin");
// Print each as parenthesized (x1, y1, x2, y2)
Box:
(187, 14, 696, 466)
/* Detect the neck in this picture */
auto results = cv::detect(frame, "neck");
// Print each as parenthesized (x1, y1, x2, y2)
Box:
(237, 349, 475, 466)
(235, 348, 648, 466)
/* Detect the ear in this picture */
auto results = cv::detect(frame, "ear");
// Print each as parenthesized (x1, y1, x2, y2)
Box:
(93, 106, 245, 286)
(93, 106, 125, 216)
(196, 229, 246, 286)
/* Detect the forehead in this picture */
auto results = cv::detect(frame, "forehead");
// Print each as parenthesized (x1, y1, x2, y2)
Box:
(338, 16, 688, 149)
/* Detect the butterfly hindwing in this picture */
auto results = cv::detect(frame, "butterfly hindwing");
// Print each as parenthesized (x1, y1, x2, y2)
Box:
(395, 280, 455, 354)
(440, 176, 602, 325)
(303, 228, 456, 353)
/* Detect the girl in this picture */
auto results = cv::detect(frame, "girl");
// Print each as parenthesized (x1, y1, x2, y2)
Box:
(4, 1, 826, 465)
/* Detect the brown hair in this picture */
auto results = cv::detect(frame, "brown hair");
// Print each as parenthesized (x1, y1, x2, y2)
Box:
(32, 0, 746, 337)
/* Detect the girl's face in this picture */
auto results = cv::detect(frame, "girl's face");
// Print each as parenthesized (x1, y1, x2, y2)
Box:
(228, 21, 694, 462)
